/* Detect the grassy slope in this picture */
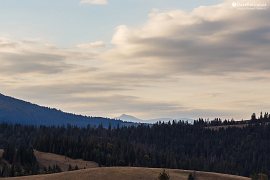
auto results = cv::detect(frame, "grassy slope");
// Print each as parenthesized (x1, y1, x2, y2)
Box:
(34, 150, 98, 171)
(1, 150, 251, 180)
(0, 149, 98, 171)
(2, 167, 251, 180)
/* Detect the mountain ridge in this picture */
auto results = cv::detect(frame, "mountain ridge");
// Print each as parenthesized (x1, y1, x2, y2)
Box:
(116, 114, 194, 124)
(0, 93, 131, 128)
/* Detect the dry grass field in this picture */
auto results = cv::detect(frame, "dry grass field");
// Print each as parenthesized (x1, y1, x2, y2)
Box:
(34, 150, 98, 171)
(2, 167, 251, 180)
(0, 150, 251, 180)
(0, 149, 98, 171)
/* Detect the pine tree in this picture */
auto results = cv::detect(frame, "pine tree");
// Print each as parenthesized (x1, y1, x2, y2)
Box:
(68, 164, 72, 171)
(158, 169, 170, 180)
(251, 113, 257, 121)
(258, 173, 268, 180)
(188, 173, 195, 180)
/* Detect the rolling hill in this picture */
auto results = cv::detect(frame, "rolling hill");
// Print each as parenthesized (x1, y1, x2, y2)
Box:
(0, 93, 132, 128)
(0, 149, 251, 180)
(0, 149, 98, 172)
(34, 150, 98, 171)
(1, 167, 251, 180)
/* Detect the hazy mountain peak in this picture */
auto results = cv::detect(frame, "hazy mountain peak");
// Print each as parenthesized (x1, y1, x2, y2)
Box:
(116, 114, 194, 124)
(117, 114, 143, 122)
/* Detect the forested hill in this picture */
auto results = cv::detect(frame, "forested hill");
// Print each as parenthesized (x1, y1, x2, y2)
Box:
(0, 93, 130, 128)
(0, 122, 269, 178)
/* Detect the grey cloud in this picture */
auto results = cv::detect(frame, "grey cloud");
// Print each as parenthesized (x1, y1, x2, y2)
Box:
(131, 32, 269, 74)
(109, 7, 270, 75)
(61, 95, 186, 117)
(98, 72, 175, 87)
(69, 96, 239, 120)
(48, 95, 236, 120)
(0, 39, 99, 76)
(0, 42, 18, 48)
(15, 82, 130, 97)
(178, 109, 240, 119)
(0, 52, 70, 74)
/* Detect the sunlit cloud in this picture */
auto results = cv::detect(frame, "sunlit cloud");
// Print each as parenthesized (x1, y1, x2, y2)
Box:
(106, 0, 270, 76)
(80, 0, 108, 5)
(77, 41, 106, 49)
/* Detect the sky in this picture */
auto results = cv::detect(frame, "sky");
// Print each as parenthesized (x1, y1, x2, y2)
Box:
(1, 0, 270, 120)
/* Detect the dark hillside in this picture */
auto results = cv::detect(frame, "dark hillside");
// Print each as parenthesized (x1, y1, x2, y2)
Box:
(0, 93, 130, 128)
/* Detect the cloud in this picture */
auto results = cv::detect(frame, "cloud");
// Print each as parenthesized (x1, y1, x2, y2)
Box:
(77, 41, 106, 49)
(0, 39, 66, 75)
(0, 52, 69, 74)
(106, 0, 270, 76)
(45, 95, 186, 119)
(80, 0, 108, 5)
(0, 38, 100, 75)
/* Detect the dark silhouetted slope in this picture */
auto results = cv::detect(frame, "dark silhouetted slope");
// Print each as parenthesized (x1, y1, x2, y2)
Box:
(0, 93, 130, 127)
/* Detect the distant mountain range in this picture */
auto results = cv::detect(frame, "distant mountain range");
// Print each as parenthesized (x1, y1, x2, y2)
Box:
(0, 93, 132, 128)
(116, 114, 194, 124)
